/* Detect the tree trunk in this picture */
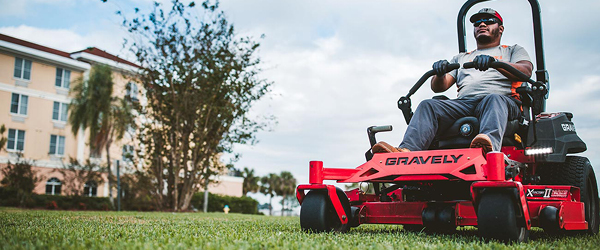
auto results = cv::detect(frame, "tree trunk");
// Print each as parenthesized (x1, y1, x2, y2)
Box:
(269, 194, 273, 216)
(281, 196, 285, 216)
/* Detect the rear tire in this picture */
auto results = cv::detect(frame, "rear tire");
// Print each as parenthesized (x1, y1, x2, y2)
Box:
(300, 189, 350, 233)
(478, 191, 529, 242)
(538, 156, 600, 235)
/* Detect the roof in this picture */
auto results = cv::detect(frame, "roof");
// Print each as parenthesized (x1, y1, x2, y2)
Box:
(71, 47, 141, 69)
(0, 33, 72, 59)
(0, 33, 140, 70)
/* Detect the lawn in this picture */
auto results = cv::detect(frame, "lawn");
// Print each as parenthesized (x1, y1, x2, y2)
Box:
(1, 207, 598, 249)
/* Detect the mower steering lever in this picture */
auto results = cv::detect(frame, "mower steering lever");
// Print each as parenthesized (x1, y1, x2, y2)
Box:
(406, 63, 461, 98)
(463, 61, 537, 85)
(398, 63, 460, 124)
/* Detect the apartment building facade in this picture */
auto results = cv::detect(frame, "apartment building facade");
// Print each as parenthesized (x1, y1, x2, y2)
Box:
(0, 33, 243, 199)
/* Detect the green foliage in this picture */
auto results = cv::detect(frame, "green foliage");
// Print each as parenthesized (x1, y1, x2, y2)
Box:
(122, 0, 273, 211)
(0, 188, 112, 210)
(120, 171, 161, 211)
(260, 173, 279, 215)
(276, 171, 296, 216)
(242, 167, 260, 196)
(55, 158, 106, 196)
(69, 64, 114, 157)
(1, 208, 599, 249)
(191, 192, 259, 214)
(69, 63, 135, 203)
(0, 156, 41, 207)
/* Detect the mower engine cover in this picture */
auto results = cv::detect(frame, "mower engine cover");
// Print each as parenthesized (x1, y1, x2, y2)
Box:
(528, 112, 586, 162)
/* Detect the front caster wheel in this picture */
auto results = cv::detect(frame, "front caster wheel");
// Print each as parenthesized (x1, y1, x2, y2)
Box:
(300, 188, 350, 233)
(478, 191, 529, 243)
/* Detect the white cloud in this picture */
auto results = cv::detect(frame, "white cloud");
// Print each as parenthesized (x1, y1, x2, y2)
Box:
(0, 0, 26, 17)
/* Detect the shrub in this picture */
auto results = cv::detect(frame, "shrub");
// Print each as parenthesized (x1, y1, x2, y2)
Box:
(191, 192, 259, 214)
(0, 188, 113, 211)
(46, 201, 58, 210)
(0, 156, 41, 207)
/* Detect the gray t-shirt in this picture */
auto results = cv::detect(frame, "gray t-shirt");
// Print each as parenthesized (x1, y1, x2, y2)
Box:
(449, 44, 531, 99)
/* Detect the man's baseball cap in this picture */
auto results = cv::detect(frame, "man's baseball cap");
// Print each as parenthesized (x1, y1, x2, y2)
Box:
(470, 8, 503, 25)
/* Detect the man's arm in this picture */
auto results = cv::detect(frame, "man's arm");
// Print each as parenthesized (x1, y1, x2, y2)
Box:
(496, 60, 534, 81)
(431, 74, 456, 93)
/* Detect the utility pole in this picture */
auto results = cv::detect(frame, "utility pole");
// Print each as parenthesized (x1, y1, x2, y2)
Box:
(116, 160, 121, 212)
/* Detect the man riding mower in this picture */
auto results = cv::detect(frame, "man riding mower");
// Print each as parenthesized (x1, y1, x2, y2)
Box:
(295, 0, 599, 243)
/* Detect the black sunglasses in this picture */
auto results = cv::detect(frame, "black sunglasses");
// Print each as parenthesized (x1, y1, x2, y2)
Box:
(473, 18, 499, 27)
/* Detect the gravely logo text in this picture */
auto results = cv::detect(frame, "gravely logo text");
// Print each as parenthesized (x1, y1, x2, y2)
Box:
(385, 154, 463, 165)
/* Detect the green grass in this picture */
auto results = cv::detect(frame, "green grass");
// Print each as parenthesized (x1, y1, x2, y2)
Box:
(0, 207, 598, 249)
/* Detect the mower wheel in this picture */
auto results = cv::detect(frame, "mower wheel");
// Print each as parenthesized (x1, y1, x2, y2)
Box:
(300, 189, 351, 233)
(477, 191, 529, 243)
(538, 156, 599, 235)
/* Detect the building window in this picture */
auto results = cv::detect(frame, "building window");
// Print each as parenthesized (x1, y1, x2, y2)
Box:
(14, 57, 32, 80)
(83, 181, 97, 197)
(45, 178, 62, 195)
(49, 135, 66, 156)
(52, 102, 69, 122)
(122, 145, 134, 162)
(55, 68, 71, 89)
(126, 82, 139, 102)
(10, 93, 28, 115)
(7, 129, 25, 152)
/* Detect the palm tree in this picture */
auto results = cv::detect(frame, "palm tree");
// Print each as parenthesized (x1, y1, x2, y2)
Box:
(260, 173, 280, 216)
(69, 64, 134, 202)
(277, 171, 296, 216)
(0, 124, 7, 151)
(242, 167, 260, 196)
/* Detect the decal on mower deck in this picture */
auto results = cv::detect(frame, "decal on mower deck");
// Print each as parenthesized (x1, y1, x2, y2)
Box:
(526, 188, 569, 198)
(385, 154, 463, 166)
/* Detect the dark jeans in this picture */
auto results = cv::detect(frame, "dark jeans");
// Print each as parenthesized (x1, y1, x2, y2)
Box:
(399, 94, 521, 151)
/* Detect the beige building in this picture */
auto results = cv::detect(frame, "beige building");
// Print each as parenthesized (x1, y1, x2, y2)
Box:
(0, 33, 243, 199)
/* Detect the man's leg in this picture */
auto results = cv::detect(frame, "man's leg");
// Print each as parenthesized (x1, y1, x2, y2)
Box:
(474, 94, 521, 151)
(399, 98, 476, 151)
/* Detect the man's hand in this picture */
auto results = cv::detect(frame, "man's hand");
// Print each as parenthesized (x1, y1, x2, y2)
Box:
(472, 55, 495, 71)
(432, 60, 450, 77)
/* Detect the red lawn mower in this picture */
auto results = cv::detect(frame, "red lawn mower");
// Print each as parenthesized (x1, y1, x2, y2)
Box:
(296, 0, 599, 243)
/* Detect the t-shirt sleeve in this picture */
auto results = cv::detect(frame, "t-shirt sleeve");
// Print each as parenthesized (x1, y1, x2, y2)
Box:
(448, 54, 460, 80)
(510, 44, 531, 63)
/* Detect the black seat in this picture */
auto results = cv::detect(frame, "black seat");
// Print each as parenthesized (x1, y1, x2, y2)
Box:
(431, 116, 522, 150)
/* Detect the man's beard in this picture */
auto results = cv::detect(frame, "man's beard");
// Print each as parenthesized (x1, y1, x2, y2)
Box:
(476, 27, 500, 44)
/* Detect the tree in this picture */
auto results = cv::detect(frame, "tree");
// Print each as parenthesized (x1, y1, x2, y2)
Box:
(260, 173, 279, 216)
(55, 158, 106, 196)
(69, 64, 135, 203)
(122, 0, 272, 211)
(242, 167, 259, 196)
(276, 171, 296, 216)
(0, 155, 41, 206)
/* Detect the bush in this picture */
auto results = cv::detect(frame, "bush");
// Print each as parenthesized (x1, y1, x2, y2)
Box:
(191, 192, 259, 214)
(0, 187, 113, 211)
(0, 156, 41, 207)
(32, 195, 113, 210)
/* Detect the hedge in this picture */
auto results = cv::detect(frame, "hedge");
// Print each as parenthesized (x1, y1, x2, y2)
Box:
(191, 192, 259, 214)
(0, 187, 113, 210)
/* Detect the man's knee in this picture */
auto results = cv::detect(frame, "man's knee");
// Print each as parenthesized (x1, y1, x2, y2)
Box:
(416, 99, 440, 110)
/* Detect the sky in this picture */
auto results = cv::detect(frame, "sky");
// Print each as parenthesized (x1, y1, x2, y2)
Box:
(1, 0, 599, 213)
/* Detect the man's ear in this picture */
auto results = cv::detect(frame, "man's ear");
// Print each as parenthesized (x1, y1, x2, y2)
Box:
(499, 25, 504, 35)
